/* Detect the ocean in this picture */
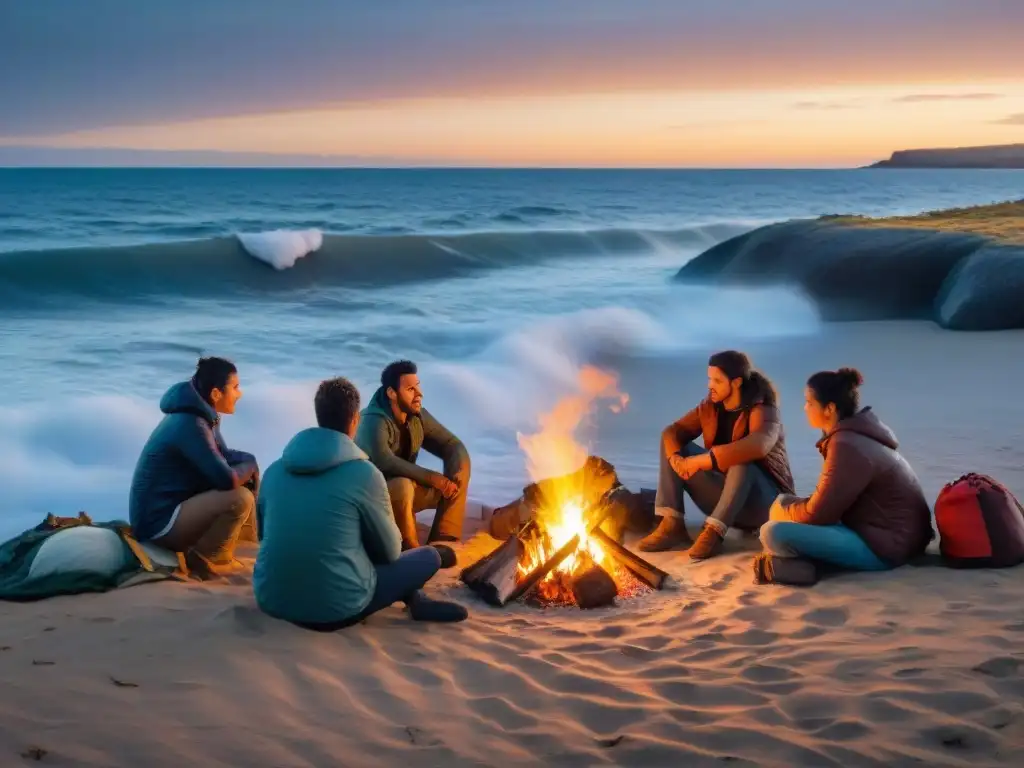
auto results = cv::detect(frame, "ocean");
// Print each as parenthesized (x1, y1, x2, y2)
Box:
(1, 168, 1021, 538)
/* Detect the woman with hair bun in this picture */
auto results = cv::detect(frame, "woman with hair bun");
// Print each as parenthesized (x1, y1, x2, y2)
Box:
(762, 368, 933, 573)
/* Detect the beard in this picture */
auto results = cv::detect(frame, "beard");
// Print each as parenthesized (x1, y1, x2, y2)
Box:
(709, 385, 733, 404)
(397, 396, 422, 415)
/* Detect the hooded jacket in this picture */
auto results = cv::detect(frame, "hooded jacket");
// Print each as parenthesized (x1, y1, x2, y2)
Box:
(129, 381, 258, 542)
(355, 387, 469, 486)
(779, 408, 934, 566)
(252, 427, 402, 625)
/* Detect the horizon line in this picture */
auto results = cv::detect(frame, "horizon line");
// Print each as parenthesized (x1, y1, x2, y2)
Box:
(0, 164, 876, 171)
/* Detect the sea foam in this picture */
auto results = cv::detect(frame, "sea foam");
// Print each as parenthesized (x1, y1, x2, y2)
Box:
(237, 228, 323, 270)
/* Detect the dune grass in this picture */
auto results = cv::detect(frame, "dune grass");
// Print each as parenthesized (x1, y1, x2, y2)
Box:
(829, 199, 1024, 244)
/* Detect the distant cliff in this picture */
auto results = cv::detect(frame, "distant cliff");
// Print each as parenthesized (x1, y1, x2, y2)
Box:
(869, 144, 1024, 169)
(674, 201, 1024, 331)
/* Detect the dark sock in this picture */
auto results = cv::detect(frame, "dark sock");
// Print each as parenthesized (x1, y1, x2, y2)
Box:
(407, 591, 468, 623)
(431, 544, 458, 569)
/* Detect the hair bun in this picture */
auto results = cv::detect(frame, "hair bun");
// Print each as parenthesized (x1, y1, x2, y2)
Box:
(836, 367, 864, 388)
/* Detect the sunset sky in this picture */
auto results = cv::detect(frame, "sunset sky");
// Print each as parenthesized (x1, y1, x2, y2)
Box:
(2, 1, 1023, 167)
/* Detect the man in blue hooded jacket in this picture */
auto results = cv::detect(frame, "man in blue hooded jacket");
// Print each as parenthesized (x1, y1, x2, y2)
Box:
(129, 357, 258, 575)
(253, 376, 467, 628)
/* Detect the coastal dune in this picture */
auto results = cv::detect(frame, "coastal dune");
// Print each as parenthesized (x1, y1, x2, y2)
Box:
(2, 321, 1024, 767)
(675, 201, 1024, 331)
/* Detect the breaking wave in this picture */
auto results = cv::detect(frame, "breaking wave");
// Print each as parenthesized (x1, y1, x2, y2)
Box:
(0, 223, 752, 307)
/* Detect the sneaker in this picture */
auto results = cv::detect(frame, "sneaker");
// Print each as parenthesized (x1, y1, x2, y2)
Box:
(688, 526, 725, 560)
(638, 516, 693, 552)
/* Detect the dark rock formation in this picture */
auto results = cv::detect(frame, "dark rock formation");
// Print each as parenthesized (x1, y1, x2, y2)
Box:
(936, 245, 1024, 330)
(675, 220, 1024, 330)
(869, 143, 1024, 169)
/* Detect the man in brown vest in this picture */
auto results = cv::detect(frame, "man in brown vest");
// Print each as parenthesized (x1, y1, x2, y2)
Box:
(639, 350, 795, 560)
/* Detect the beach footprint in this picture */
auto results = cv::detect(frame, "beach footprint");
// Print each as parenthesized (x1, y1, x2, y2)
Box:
(215, 605, 268, 637)
(972, 656, 1021, 678)
(801, 607, 849, 628)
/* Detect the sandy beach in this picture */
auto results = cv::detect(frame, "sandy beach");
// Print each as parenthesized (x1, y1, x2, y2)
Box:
(2, 321, 1023, 767)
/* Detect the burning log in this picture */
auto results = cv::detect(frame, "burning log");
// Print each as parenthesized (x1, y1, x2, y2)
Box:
(592, 528, 668, 590)
(571, 562, 618, 609)
(460, 520, 535, 606)
(505, 534, 580, 604)
(462, 487, 620, 606)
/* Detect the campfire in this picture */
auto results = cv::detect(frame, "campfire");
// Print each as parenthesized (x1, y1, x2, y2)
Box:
(461, 367, 667, 609)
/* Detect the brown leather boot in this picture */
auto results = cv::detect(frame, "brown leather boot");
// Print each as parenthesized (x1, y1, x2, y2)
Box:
(688, 525, 725, 560)
(638, 516, 693, 552)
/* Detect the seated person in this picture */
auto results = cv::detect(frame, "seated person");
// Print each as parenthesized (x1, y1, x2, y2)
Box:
(640, 350, 795, 559)
(762, 368, 933, 571)
(356, 360, 471, 551)
(129, 357, 258, 575)
(253, 377, 467, 629)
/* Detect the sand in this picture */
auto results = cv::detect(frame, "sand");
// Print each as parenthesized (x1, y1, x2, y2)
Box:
(2, 321, 1023, 767)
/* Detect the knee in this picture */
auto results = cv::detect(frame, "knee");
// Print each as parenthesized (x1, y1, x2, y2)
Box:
(387, 477, 416, 501)
(226, 487, 255, 519)
(410, 545, 442, 578)
(759, 520, 791, 551)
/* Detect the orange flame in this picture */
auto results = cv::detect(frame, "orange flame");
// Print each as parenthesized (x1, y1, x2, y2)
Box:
(515, 366, 629, 595)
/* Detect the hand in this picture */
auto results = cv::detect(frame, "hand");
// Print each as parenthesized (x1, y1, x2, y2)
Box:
(429, 473, 460, 500)
(669, 454, 699, 480)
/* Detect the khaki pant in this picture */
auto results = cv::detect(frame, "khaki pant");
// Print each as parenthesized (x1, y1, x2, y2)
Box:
(153, 487, 255, 564)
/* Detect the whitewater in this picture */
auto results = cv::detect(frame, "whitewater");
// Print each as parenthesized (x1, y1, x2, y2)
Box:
(0, 167, 1022, 538)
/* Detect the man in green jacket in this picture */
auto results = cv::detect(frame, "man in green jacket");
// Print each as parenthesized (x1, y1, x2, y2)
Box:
(253, 377, 467, 629)
(356, 360, 471, 551)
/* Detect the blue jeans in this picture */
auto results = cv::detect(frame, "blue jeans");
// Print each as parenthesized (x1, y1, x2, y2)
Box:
(760, 520, 889, 571)
(656, 441, 780, 531)
(300, 546, 442, 631)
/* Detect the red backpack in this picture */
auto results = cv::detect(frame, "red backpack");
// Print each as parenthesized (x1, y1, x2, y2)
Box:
(935, 473, 1024, 568)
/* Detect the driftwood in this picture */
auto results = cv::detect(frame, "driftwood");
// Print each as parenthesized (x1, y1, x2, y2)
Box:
(592, 528, 668, 590)
(460, 520, 536, 606)
(571, 563, 618, 609)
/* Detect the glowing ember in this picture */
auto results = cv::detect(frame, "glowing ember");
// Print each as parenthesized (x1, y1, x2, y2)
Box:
(514, 366, 629, 603)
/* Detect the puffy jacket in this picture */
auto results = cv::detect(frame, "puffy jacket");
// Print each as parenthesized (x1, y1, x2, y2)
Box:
(778, 408, 934, 566)
(128, 381, 258, 541)
(253, 427, 402, 625)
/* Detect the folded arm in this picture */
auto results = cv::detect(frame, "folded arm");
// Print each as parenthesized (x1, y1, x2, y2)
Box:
(662, 404, 704, 456)
(710, 405, 779, 471)
(178, 418, 257, 490)
(359, 414, 435, 486)
(223, 448, 257, 467)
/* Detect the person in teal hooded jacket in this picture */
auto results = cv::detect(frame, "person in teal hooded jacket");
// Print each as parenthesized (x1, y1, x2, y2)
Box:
(254, 376, 468, 629)
(356, 360, 471, 551)
(129, 357, 258, 575)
